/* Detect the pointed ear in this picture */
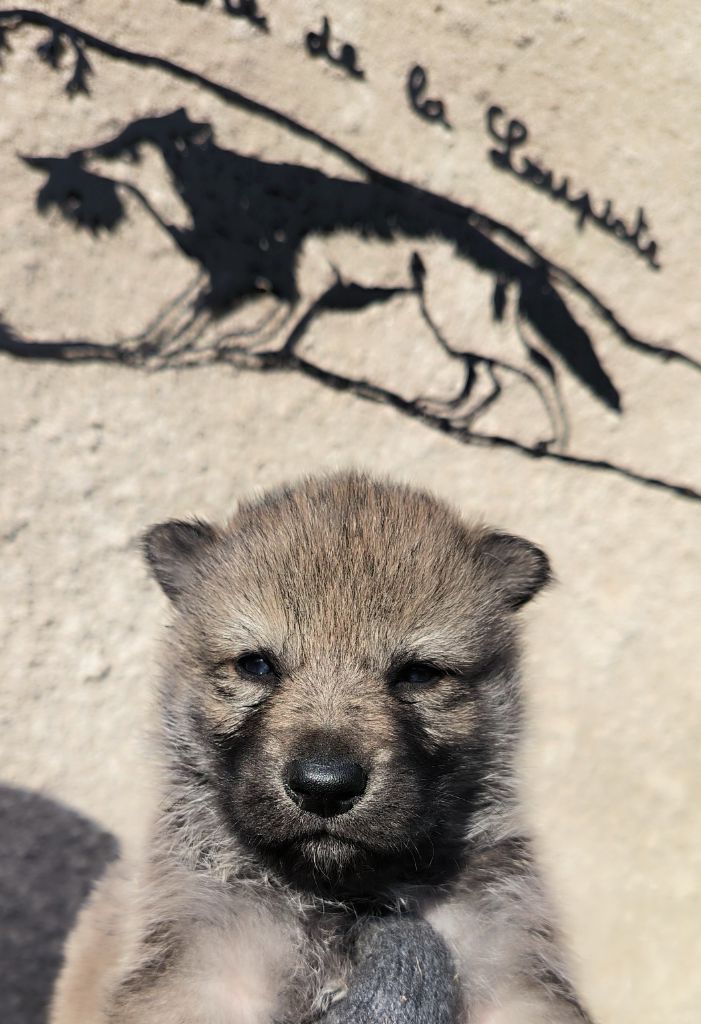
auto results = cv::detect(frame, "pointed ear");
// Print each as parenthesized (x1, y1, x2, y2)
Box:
(478, 530, 552, 610)
(142, 519, 219, 602)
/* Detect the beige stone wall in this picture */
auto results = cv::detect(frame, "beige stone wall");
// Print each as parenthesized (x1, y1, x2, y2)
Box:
(1, 2, 699, 1022)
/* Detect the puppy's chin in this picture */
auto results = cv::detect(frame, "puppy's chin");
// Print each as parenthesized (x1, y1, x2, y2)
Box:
(270, 833, 377, 888)
(297, 834, 368, 875)
(243, 827, 399, 897)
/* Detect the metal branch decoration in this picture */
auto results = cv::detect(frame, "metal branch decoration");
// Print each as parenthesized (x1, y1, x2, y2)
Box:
(0, 9, 699, 502)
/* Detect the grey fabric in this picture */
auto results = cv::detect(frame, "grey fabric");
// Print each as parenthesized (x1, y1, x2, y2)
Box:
(0, 785, 118, 1024)
(320, 915, 462, 1024)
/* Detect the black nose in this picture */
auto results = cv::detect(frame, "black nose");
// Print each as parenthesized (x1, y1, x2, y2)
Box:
(284, 756, 367, 818)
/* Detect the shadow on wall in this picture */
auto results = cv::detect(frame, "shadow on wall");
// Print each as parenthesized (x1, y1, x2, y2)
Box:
(0, 785, 118, 1024)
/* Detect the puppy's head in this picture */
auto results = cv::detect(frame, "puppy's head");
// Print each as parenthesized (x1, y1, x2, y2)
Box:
(144, 473, 549, 897)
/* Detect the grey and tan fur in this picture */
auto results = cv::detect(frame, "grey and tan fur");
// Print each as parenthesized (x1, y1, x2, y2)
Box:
(50, 472, 594, 1024)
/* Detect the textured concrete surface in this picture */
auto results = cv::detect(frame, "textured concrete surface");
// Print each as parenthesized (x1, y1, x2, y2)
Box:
(0, 3, 700, 1023)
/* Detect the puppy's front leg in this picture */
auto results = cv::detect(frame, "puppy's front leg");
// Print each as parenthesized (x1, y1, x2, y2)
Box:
(51, 867, 301, 1024)
(425, 889, 594, 1024)
(108, 916, 299, 1024)
(472, 988, 592, 1024)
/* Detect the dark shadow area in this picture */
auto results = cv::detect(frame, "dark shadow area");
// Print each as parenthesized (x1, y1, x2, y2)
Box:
(0, 784, 118, 1024)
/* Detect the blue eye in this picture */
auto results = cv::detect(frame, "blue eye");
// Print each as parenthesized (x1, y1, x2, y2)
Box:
(392, 662, 441, 687)
(237, 653, 274, 677)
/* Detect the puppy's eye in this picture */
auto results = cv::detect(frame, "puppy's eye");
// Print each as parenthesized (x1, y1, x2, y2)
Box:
(236, 653, 275, 678)
(391, 662, 442, 687)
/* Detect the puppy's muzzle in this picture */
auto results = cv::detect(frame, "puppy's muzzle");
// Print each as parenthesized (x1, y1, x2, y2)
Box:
(284, 756, 367, 818)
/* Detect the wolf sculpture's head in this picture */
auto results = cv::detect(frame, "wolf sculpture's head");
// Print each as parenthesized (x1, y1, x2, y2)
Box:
(144, 473, 550, 898)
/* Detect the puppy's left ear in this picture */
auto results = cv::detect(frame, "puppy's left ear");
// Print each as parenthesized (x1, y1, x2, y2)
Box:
(478, 530, 552, 610)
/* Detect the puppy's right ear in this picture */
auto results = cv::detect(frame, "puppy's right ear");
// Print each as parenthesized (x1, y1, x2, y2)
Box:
(142, 519, 219, 602)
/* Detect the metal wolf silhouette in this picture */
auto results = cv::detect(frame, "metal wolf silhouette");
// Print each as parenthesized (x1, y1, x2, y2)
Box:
(0, 9, 698, 498)
(24, 107, 621, 425)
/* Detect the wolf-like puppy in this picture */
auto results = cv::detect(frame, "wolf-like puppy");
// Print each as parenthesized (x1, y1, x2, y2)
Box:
(51, 472, 593, 1024)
